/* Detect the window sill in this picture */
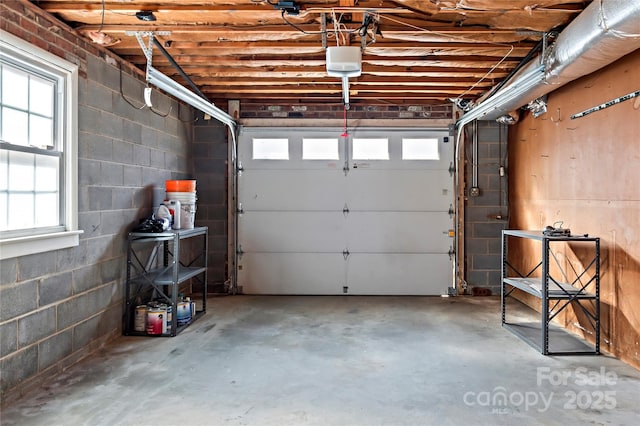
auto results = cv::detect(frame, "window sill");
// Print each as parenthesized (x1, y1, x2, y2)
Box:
(0, 230, 84, 260)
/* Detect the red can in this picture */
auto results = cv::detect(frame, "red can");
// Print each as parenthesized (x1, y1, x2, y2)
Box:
(146, 308, 165, 335)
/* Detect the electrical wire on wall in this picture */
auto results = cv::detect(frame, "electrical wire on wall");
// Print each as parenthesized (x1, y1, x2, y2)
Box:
(118, 63, 172, 117)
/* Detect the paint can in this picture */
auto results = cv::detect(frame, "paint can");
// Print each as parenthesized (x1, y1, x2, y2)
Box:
(146, 307, 166, 335)
(134, 305, 147, 332)
(176, 301, 192, 326)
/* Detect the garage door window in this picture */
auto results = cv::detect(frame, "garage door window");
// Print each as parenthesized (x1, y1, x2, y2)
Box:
(352, 138, 389, 160)
(252, 138, 289, 160)
(302, 138, 339, 160)
(402, 138, 439, 160)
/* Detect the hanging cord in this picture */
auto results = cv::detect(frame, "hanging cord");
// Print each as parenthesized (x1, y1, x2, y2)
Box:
(341, 104, 349, 137)
(341, 104, 350, 175)
(98, 0, 105, 32)
(332, 10, 342, 46)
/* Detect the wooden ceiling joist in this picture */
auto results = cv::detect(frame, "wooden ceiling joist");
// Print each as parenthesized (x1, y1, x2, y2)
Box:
(32, 0, 591, 105)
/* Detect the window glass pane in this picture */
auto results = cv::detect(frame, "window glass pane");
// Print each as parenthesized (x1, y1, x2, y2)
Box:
(35, 154, 58, 191)
(0, 193, 7, 230)
(352, 138, 389, 160)
(35, 193, 59, 227)
(2, 66, 29, 110)
(8, 193, 34, 230)
(302, 138, 339, 160)
(8, 150, 34, 191)
(29, 76, 54, 117)
(2, 107, 29, 145)
(29, 115, 54, 148)
(402, 138, 439, 160)
(1, 36, 76, 247)
(0, 150, 7, 191)
(252, 138, 289, 160)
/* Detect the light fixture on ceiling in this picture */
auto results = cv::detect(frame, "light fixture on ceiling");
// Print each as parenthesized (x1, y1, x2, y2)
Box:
(87, 31, 120, 46)
(135, 11, 157, 21)
(326, 46, 362, 108)
(87, 0, 120, 46)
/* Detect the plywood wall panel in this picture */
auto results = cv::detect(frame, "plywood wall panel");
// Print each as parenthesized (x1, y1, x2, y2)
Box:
(508, 50, 640, 369)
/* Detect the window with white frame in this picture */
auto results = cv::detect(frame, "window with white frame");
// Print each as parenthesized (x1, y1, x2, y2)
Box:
(302, 138, 339, 160)
(0, 31, 79, 259)
(252, 138, 289, 160)
(402, 138, 440, 160)
(352, 138, 389, 160)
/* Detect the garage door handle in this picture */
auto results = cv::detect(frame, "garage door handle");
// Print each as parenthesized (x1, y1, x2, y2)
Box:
(343, 249, 350, 260)
(343, 204, 350, 216)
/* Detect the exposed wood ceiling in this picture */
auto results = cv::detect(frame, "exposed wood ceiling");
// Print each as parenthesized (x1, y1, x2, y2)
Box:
(33, 0, 593, 107)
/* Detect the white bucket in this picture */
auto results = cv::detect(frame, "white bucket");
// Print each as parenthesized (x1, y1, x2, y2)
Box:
(166, 191, 197, 229)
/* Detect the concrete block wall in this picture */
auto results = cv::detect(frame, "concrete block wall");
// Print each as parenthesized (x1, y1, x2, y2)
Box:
(464, 121, 509, 295)
(192, 116, 229, 292)
(0, 1, 193, 400)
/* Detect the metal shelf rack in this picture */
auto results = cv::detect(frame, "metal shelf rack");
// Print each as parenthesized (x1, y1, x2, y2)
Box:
(501, 230, 600, 355)
(124, 226, 208, 336)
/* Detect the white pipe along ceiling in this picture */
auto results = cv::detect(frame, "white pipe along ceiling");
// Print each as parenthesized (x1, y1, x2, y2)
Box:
(457, 0, 640, 126)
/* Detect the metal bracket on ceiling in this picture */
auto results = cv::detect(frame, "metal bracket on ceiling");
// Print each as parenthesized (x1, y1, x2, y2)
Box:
(361, 12, 369, 50)
(126, 31, 172, 78)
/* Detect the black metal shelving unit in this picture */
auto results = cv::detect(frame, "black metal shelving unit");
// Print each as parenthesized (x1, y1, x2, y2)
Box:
(124, 226, 208, 336)
(501, 230, 600, 355)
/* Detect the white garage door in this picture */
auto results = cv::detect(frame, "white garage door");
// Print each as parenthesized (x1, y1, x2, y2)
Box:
(237, 127, 454, 295)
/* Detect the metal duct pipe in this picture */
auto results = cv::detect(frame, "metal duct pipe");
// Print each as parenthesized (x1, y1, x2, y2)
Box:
(458, 0, 640, 125)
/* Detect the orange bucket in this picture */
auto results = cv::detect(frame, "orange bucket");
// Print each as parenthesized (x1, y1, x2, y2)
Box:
(165, 180, 196, 192)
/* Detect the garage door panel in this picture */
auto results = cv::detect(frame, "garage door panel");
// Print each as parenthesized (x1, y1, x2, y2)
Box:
(239, 211, 345, 252)
(239, 253, 345, 295)
(347, 170, 452, 211)
(347, 212, 452, 252)
(347, 254, 451, 295)
(239, 170, 347, 211)
(237, 127, 453, 296)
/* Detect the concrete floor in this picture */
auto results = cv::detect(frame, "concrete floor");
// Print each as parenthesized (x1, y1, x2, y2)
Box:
(1, 295, 639, 425)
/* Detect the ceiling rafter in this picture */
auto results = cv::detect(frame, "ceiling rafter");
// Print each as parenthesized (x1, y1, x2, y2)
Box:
(32, 0, 591, 106)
